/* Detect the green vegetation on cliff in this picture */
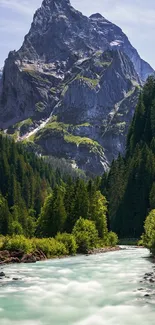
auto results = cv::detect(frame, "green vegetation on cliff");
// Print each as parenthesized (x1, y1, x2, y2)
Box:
(34, 121, 101, 150)
(76, 75, 99, 88)
(64, 134, 100, 147)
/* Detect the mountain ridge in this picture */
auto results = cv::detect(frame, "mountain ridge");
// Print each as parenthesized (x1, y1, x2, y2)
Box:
(0, 0, 154, 174)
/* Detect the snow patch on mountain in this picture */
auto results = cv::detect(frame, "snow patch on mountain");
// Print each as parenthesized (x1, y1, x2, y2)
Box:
(110, 40, 124, 47)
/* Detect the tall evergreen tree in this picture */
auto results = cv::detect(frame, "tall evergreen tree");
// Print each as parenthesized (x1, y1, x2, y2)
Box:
(0, 194, 11, 235)
(37, 187, 67, 237)
(103, 77, 155, 238)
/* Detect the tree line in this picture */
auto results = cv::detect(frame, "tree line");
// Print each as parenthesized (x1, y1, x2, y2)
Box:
(100, 76, 155, 240)
(0, 134, 117, 253)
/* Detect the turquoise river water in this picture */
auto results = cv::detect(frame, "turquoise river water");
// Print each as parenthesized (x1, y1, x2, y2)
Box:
(0, 247, 155, 325)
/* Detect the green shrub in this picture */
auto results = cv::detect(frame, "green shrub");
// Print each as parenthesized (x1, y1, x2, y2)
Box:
(72, 217, 99, 253)
(9, 221, 23, 236)
(138, 239, 143, 246)
(2, 235, 33, 253)
(141, 209, 155, 255)
(32, 238, 68, 258)
(0, 236, 4, 250)
(74, 232, 91, 254)
(56, 233, 77, 255)
(2, 236, 68, 258)
(107, 231, 118, 247)
(25, 216, 36, 238)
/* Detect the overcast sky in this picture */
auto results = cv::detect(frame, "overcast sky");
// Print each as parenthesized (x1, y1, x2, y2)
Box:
(0, 0, 155, 68)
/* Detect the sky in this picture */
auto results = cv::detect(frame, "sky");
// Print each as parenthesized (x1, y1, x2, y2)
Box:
(0, 0, 155, 68)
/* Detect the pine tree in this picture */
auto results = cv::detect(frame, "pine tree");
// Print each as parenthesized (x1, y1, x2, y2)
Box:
(150, 183, 155, 210)
(126, 93, 145, 156)
(37, 187, 67, 237)
(0, 194, 11, 235)
(64, 177, 75, 233)
(151, 100, 155, 137)
(72, 179, 89, 224)
(89, 191, 108, 241)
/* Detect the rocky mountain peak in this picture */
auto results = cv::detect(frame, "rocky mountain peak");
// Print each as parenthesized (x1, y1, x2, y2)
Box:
(16, 0, 153, 81)
(43, 0, 70, 4)
(89, 13, 105, 20)
(0, 0, 154, 174)
(0, 68, 3, 95)
(40, 0, 71, 13)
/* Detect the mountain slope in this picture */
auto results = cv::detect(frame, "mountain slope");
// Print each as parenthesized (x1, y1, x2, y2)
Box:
(0, 0, 154, 174)
(34, 50, 139, 175)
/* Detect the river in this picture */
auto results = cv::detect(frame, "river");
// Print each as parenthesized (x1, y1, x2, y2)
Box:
(0, 247, 155, 325)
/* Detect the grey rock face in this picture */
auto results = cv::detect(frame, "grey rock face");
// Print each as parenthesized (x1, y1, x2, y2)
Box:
(89, 13, 154, 81)
(56, 51, 139, 123)
(36, 129, 108, 175)
(0, 69, 2, 79)
(0, 68, 3, 96)
(0, 0, 154, 174)
(52, 50, 140, 169)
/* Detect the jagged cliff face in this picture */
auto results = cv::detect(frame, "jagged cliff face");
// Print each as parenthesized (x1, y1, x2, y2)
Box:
(0, 0, 154, 174)
(0, 69, 2, 95)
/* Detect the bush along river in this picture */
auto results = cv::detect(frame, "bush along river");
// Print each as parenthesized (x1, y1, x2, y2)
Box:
(0, 247, 155, 325)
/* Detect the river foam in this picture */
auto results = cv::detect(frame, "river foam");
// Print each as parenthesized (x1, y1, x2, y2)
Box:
(0, 248, 155, 325)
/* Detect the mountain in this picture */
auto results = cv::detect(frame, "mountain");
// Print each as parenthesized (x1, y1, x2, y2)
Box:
(0, 0, 154, 174)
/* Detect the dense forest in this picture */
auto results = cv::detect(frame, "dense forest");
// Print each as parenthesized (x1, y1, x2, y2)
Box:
(0, 134, 117, 256)
(0, 134, 64, 237)
(101, 76, 155, 242)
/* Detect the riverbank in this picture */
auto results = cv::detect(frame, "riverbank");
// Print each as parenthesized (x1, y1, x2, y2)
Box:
(87, 246, 122, 255)
(0, 246, 122, 265)
(0, 249, 47, 265)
